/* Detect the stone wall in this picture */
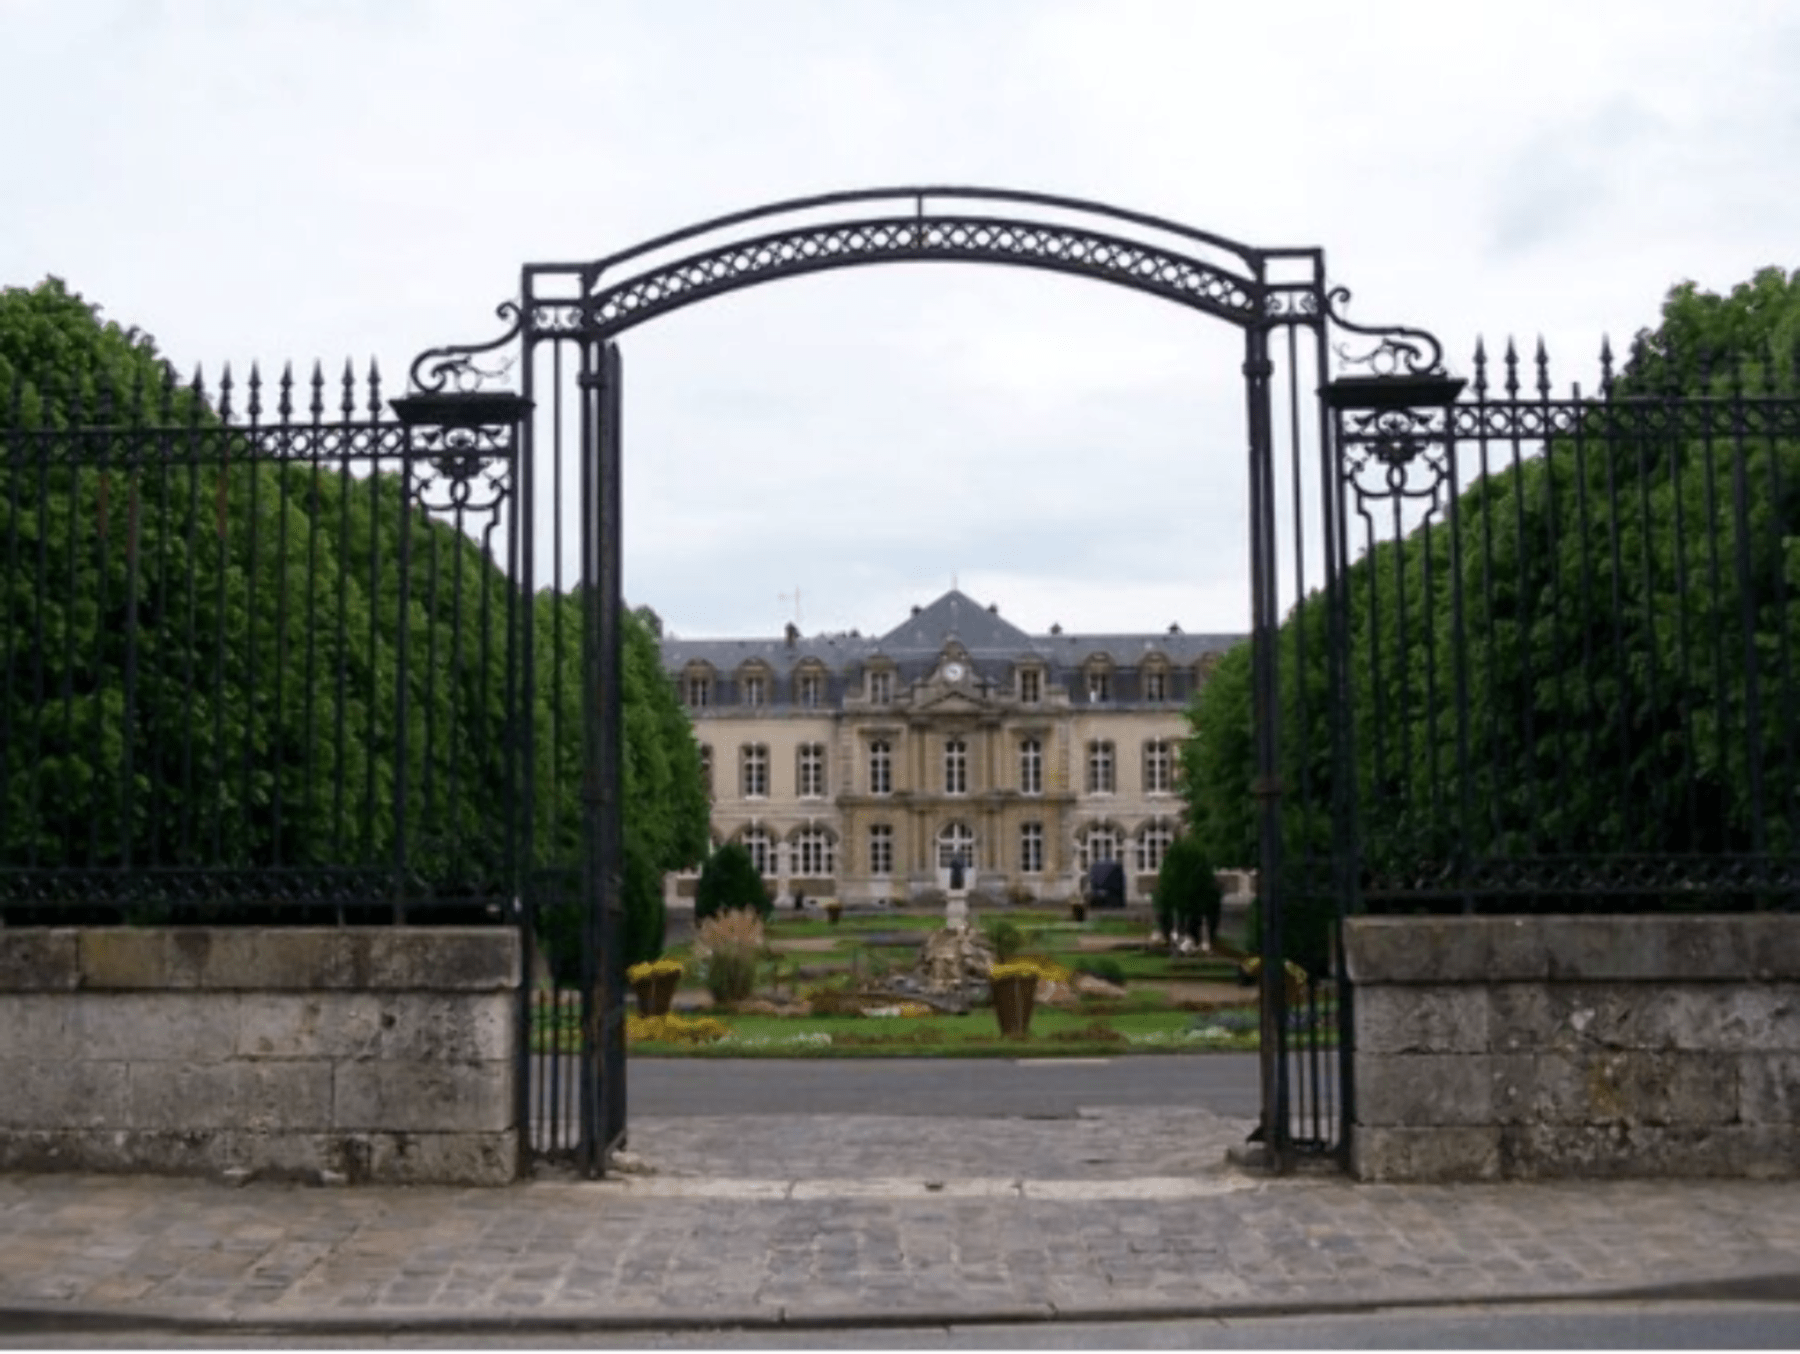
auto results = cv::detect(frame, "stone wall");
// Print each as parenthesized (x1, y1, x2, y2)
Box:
(0, 927, 520, 1185)
(1346, 914, 1799, 1181)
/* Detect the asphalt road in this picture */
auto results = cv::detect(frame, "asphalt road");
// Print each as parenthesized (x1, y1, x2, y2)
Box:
(625, 1053, 1262, 1119)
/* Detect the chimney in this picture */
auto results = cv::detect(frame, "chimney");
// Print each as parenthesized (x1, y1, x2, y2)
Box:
(785, 622, 799, 648)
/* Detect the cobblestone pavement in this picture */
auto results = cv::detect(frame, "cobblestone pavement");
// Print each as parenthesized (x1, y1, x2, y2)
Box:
(2, 1110, 1799, 1334)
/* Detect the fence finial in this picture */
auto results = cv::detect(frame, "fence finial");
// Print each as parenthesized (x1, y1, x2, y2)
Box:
(247, 363, 263, 424)
(1599, 336, 1615, 399)
(1472, 337, 1488, 398)
(309, 360, 326, 420)
(1534, 337, 1550, 398)
(339, 359, 356, 420)
(219, 363, 234, 423)
(1503, 337, 1520, 398)
(367, 359, 382, 419)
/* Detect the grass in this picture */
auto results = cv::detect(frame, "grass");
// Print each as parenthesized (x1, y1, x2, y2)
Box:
(552, 907, 1277, 1058)
(629, 1005, 1264, 1058)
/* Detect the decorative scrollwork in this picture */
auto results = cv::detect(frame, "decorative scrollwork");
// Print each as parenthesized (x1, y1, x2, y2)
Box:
(407, 301, 524, 395)
(1339, 406, 1453, 504)
(583, 216, 1261, 335)
(406, 424, 513, 515)
(1326, 285, 1447, 377)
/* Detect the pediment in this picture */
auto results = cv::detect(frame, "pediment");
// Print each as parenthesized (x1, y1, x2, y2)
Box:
(916, 688, 987, 715)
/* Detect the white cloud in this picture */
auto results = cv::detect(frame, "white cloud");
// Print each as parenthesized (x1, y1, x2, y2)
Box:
(4, 0, 1796, 639)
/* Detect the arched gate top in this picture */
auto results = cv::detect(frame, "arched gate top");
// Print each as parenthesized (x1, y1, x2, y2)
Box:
(408, 186, 1443, 394)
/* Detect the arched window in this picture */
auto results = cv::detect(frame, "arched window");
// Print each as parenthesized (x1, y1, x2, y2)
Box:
(1086, 740, 1116, 794)
(738, 665, 767, 707)
(1019, 737, 1042, 796)
(1143, 739, 1173, 795)
(944, 737, 968, 795)
(740, 827, 774, 877)
(868, 739, 892, 796)
(793, 827, 835, 877)
(1137, 819, 1174, 873)
(683, 665, 713, 708)
(740, 743, 768, 798)
(936, 822, 976, 872)
(1077, 823, 1120, 873)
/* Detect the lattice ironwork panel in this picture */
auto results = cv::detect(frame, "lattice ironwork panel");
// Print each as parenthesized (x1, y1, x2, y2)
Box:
(582, 216, 1263, 336)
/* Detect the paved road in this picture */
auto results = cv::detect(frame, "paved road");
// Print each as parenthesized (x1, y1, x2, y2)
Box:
(626, 1053, 1263, 1119)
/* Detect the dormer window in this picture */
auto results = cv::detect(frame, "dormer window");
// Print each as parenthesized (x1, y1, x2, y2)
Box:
(1141, 657, 1169, 703)
(1018, 667, 1042, 704)
(868, 668, 893, 704)
(795, 666, 825, 709)
(1086, 667, 1111, 703)
(742, 674, 765, 706)
(683, 667, 713, 708)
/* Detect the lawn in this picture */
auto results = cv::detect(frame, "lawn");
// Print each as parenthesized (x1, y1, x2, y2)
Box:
(527, 906, 1290, 1057)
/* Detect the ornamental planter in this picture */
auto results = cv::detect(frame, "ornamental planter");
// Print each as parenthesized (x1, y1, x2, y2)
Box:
(990, 973, 1037, 1038)
(632, 970, 680, 1017)
(825, 901, 843, 926)
(1069, 900, 1088, 923)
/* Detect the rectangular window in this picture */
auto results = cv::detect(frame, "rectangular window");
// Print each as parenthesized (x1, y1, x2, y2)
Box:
(799, 672, 823, 708)
(1087, 669, 1111, 703)
(742, 674, 765, 707)
(741, 743, 768, 798)
(1086, 740, 1115, 794)
(1019, 737, 1042, 796)
(944, 738, 967, 795)
(869, 824, 893, 877)
(1143, 669, 1166, 702)
(1020, 822, 1043, 874)
(869, 670, 893, 704)
(1144, 739, 1172, 795)
(868, 739, 892, 795)
(699, 744, 713, 800)
(799, 743, 825, 798)
(685, 674, 710, 708)
(1018, 668, 1041, 704)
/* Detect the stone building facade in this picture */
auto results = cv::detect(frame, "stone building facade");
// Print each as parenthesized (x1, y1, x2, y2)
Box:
(661, 590, 1242, 906)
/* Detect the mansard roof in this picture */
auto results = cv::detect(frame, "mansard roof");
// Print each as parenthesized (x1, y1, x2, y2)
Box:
(660, 589, 1244, 674)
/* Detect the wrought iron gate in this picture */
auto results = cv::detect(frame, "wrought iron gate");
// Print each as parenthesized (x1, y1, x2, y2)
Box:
(401, 189, 1419, 1174)
(35, 186, 1754, 1179)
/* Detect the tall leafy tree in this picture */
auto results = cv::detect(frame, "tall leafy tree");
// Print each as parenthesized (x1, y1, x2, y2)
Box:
(1, 279, 706, 952)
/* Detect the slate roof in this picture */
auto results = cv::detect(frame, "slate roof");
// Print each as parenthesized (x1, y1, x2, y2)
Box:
(660, 589, 1245, 678)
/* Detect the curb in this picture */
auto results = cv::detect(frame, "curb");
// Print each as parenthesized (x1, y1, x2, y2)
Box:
(5, 1272, 1799, 1336)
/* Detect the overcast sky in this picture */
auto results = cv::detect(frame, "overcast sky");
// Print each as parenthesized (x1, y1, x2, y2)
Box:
(6, 0, 1797, 639)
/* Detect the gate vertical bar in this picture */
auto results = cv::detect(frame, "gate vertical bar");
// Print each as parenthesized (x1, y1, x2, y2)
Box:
(597, 342, 628, 1157)
(1244, 309, 1290, 1172)
(578, 339, 627, 1175)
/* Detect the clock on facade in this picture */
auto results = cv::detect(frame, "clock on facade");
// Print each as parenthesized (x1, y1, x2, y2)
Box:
(942, 661, 966, 682)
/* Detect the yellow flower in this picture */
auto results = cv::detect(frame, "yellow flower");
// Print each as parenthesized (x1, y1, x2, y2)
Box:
(989, 958, 1069, 983)
(626, 1013, 728, 1045)
(627, 959, 684, 984)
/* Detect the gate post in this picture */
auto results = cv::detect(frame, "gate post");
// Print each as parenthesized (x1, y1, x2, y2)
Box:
(1243, 318, 1291, 1172)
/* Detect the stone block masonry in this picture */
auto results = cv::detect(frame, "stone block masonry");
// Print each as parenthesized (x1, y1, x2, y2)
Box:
(0, 927, 520, 1185)
(1345, 914, 1800, 1182)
